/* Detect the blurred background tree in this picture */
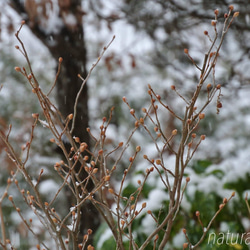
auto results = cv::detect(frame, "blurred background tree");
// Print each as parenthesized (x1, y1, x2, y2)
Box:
(0, 0, 250, 249)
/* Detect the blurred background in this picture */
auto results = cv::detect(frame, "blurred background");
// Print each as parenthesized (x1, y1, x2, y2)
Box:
(0, 0, 250, 249)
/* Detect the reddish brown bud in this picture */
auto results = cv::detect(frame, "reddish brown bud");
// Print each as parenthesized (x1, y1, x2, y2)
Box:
(217, 102, 222, 108)
(219, 204, 225, 209)
(233, 12, 239, 17)
(224, 13, 228, 18)
(199, 113, 205, 119)
(130, 109, 135, 115)
(183, 243, 189, 249)
(186, 176, 190, 182)
(58, 57, 63, 63)
(191, 133, 196, 138)
(15, 67, 22, 72)
(92, 168, 98, 174)
(172, 129, 177, 135)
(211, 20, 217, 26)
(108, 188, 114, 194)
(32, 113, 39, 119)
(74, 137, 80, 143)
(104, 175, 110, 181)
(184, 48, 189, 54)
(204, 30, 208, 36)
(223, 198, 228, 204)
(195, 211, 200, 217)
(171, 85, 176, 90)
(142, 202, 147, 208)
(156, 94, 161, 100)
(182, 228, 187, 234)
(200, 135, 206, 140)
(156, 159, 161, 165)
(136, 146, 141, 152)
(68, 114, 73, 120)
(207, 83, 212, 91)
(216, 84, 221, 89)
(228, 5, 234, 11)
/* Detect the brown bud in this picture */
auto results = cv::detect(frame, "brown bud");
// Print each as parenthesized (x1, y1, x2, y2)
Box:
(200, 135, 206, 140)
(32, 113, 39, 119)
(217, 102, 222, 108)
(182, 228, 187, 234)
(156, 159, 161, 165)
(104, 175, 110, 181)
(216, 84, 221, 89)
(195, 211, 200, 217)
(74, 137, 80, 143)
(58, 57, 63, 63)
(233, 12, 239, 17)
(191, 133, 196, 138)
(183, 243, 189, 249)
(204, 30, 208, 35)
(219, 204, 225, 209)
(224, 13, 228, 18)
(130, 109, 135, 115)
(172, 129, 177, 135)
(228, 5, 234, 11)
(108, 188, 114, 194)
(207, 83, 212, 91)
(214, 9, 219, 15)
(136, 146, 141, 152)
(186, 176, 190, 182)
(211, 20, 217, 26)
(92, 168, 98, 174)
(223, 198, 228, 204)
(156, 94, 161, 100)
(142, 202, 147, 208)
(199, 113, 205, 119)
(15, 67, 22, 72)
(184, 48, 189, 54)
(171, 85, 176, 90)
